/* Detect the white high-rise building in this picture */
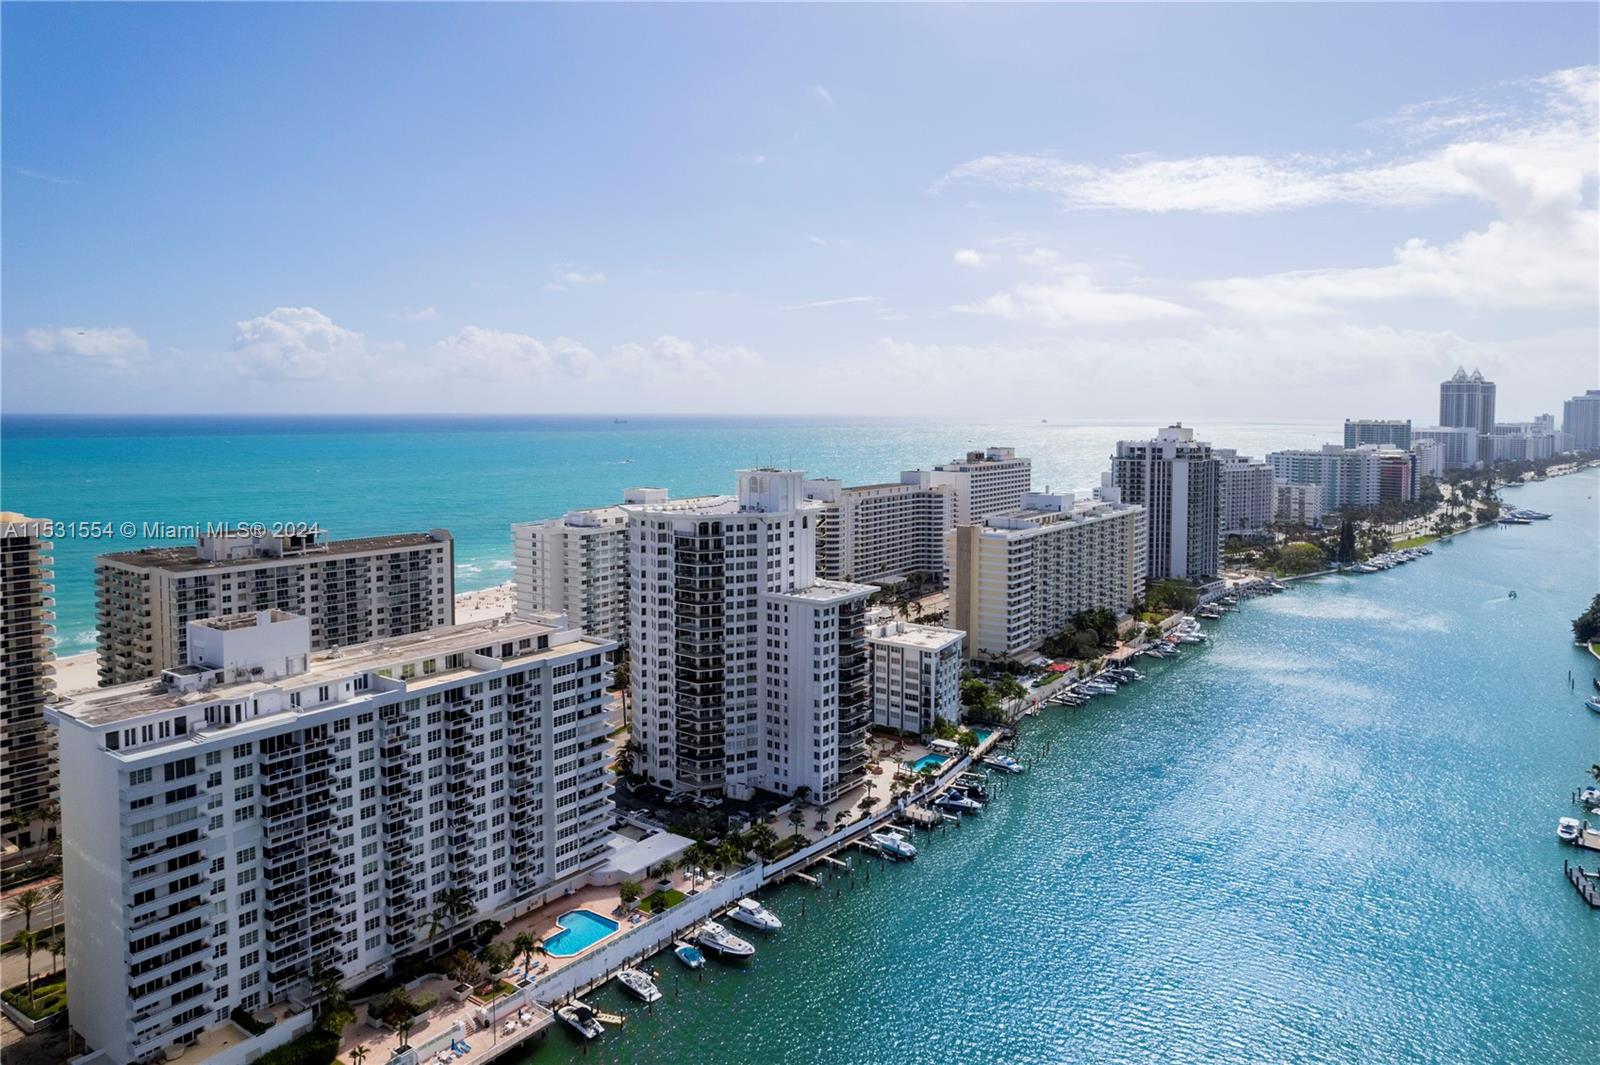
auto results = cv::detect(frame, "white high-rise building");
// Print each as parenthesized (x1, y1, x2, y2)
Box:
(947, 492, 1146, 661)
(925, 447, 1032, 526)
(801, 472, 953, 583)
(1109, 425, 1221, 583)
(867, 620, 964, 735)
(624, 470, 875, 803)
(47, 610, 615, 1065)
(1272, 482, 1324, 527)
(512, 489, 674, 644)
(1410, 439, 1445, 481)
(1412, 426, 1480, 471)
(1215, 450, 1274, 538)
(2, 513, 58, 852)
(1266, 445, 1416, 509)
(1563, 390, 1600, 451)
(96, 528, 455, 686)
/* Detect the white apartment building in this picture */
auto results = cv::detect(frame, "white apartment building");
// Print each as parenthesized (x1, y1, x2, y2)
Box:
(1266, 444, 1417, 509)
(1109, 426, 1221, 583)
(624, 470, 875, 804)
(512, 490, 673, 644)
(1343, 419, 1412, 449)
(47, 610, 615, 1065)
(802, 472, 953, 583)
(1273, 482, 1325, 527)
(947, 492, 1146, 661)
(1563, 389, 1600, 451)
(1215, 450, 1274, 538)
(867, 620, 964, 735)
(1413, 425, 1480, 471)
(97, 529, 455, 685)
(1410, 439, 1445, 481)
(1, 513, 57, 851)
(924, 446, 1032, 526)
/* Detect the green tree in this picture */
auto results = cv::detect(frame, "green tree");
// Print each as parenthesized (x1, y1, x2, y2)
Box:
(479, 941, 512, 976)
(513, 931, 537, 973)
(1573, 594, 1600, 644)
(12, 929, 39, 1006)
(618, 879, 643, 909)
(3, 887, 43, 933)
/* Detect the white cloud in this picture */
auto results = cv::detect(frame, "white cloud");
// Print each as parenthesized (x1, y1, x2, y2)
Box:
(784, 295, 881, 310)
(809, 84, 834, 107)
(611, 336, 762, 381)
(436, 326, 599, 378)
(232, 307, 377, 380)
(13, 326, 148, 369)
(545, 267, 606, 291)
(952, 248, 996, 268)
(937, 65, 1597, 215)
(808, 234, 829, 247)
(1020, 247, 1060, 267)
(391, 306, 438, 322)
(957, 275, 1192, 325)
(750, 153, 768, 166)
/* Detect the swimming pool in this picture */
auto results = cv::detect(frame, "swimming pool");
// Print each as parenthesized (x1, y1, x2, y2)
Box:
(542, 909, 620, 957)
(910, 754, 947, 774)
(972, 728, 994, 743)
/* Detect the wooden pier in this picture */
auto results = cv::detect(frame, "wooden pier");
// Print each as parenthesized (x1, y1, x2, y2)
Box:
(1564, 860, 1600, 908)
(1576, 827, 1600, 853)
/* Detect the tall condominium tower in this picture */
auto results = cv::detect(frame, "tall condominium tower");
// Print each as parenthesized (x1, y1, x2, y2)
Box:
(96, 528, 454, 685)
(1439, 368, 1496, 456)
(947, 492, 1147, 660)
(1108, 425, 1221, 582)
(1215, 449, 1275, 537)
(1343, 419, 1413, 449)
(1, 513, 58, 851)
(47, 611, 614, 1064)
(924, 446, 1032, 526)
(801, 472, 953, 583)
(1564, 389, 1600, 451)
(512, 489, 677, 645)
(624, 470, 875, 803)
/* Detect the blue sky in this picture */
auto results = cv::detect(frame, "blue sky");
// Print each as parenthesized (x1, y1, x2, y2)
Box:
(3, 3, 1596, 419)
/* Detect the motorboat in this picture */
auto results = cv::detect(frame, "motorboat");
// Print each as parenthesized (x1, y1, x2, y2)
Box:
(1558, 817, 1583, 844)
(616, 967, 663, 1002)
(934, 790, 982, 813)
(557, 1003, 605, 1040)
(1578, 786, 1600, 806)
(983, 754, 1025, 773)
(727, 897, 783, 933)
(695, 920, 756, 958)
(869, 827, 919, 859)
(673, 941, 705, 969)
(1586, 696, 1600, 715)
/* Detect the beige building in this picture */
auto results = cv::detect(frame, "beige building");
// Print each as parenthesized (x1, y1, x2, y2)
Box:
(1, 513, 58, 851)
(948, 493, 1146, 661)
(96, 528, 454, 685)
(926, 446, 1032, 526)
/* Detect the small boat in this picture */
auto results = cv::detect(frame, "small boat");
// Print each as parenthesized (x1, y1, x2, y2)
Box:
(1585, 696, 1600, 714)
(695, 920, 756, 958)
(1578, 786, 1600, 806)
(934, 789, 982, 812)
(674, 941, 705, 969)
(616, 967, 662, 1003)
(868, 827, 919, 859)
(983, 754, 1025, 774)
(1558, 817, 1583, 844)
(726, 897, 783, 933)
(557, 1004, 605, 1040)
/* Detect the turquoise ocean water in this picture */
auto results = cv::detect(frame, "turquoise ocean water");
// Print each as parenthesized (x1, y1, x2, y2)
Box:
(0, 415, 1328, 655)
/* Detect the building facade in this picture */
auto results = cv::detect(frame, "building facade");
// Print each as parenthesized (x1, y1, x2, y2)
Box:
(1343, 419, 1412, 449)
(802, 472, 953, 583)
(96, 529, 455, 686)
(1265, 445, 1416, 510)
(1410, 439, 1445, 481)
(867, 620, 964, 735)
(1272, 482, 1324, 528)
(1413, 426, 1480, 472)
(47, 610, 615, 1065)
(1439, 367, 1496, 460)
(947, 493, 1146, 661)
(624, 470, 875, 804)
(1215, 450, 1275, 538)
(924, 447, 1032, 526)
(1109, 425, 1221, 582)
(1, 513, 58, 850)
(1561, 390, 1600, 451)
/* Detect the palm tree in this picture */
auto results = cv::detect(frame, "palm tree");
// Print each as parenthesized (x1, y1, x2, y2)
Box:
(350, 1047, 368, 1065)
(833, 810, 848, 831)
(787, 804, 805, 835)
(12, 929, 39, 1005)
(746, 822, 778, 860)
(431, 887, 475, 947)
(513, 931, 537, 973)
(397, 1019, 415, 1050)
(45, 930, 64, 981)
(4, 887, 43, 933)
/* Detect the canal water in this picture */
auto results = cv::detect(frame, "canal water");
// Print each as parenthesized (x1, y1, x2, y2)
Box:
(522, 470, 1600, 1064)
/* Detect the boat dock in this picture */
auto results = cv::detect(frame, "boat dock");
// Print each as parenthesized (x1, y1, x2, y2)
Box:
(1576, 826, 1600, 853)
(574, 999, 627, 1027)
(818, 855, 850, 870)
(897, 805, 942, 829)
(784, 870, 821, 887)
(1564, 860, 1600, 908)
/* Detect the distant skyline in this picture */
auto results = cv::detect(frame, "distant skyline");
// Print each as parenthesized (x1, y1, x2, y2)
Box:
(2, 3, 1596, 420)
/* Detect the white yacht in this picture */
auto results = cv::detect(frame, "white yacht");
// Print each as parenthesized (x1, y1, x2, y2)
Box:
(727, 897, 783, 933)
(695, 920, 756, 958)
(1585, 696, 1600, 715)
(616, 968, 662, 1003)
(934, 790, 981, 813)
(869, 827, 919, 859)
(1579, 786, 1600, 806)
(1558, 817, 1583, 844)
(557, 1003, 605, 1040)
(983, 754, 1025, 774)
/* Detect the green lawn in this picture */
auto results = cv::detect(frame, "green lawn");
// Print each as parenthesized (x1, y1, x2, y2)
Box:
(1392, 533, 1440, 549)
(642, 888, 686, 913)
(2, 972, 66, 1020)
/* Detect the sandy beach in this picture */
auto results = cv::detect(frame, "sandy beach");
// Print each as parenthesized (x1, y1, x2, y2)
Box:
(50, 580, 518, 695)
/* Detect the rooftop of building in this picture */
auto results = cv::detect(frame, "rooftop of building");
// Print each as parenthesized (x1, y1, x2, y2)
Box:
(866, 620, 964, 649)
(97, 530, 451, 572)
(768, 578, 876, 604)
(55, 615, 610, 727)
